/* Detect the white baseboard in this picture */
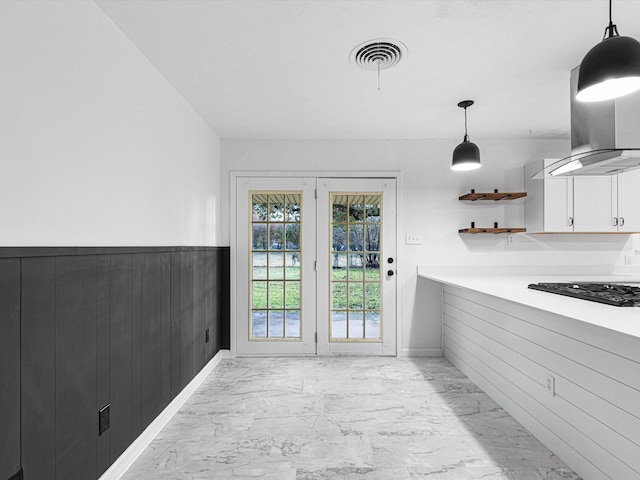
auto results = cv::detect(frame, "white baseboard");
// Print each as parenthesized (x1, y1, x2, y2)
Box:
(401, 348, 443, 357)
(99, 349, 230, 480)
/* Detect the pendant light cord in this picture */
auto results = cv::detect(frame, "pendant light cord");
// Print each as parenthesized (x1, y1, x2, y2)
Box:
(464, 106, 469, 141)
(604, 0, 619, 39)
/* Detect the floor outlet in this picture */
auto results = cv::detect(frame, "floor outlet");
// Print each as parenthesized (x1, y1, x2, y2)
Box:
(544, 373, 555, 396)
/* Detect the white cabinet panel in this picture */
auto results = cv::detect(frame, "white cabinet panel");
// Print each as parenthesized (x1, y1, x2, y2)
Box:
(543, 177, 573, 232)
(617, 168, 640, 232)
(572, 176, 616, 232)
(526, 158, 640, 233)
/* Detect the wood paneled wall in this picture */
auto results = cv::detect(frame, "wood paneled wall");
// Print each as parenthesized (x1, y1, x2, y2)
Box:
(442, 285, 640, 480)
(0, 259, 21, 480)
(0, 247, 229, 480)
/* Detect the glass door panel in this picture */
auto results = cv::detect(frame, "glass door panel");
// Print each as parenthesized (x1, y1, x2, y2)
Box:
(250, 192, 301, 340)
(236, 177, 316, 356)
(329, 193, 382, 342)
(317, 179, 396, 356)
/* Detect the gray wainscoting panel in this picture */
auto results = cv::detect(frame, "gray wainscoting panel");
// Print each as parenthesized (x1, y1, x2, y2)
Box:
(131, 254, 142, 438)
(0, 259, 20, 480)
(55, 255, 98, 480)
(204, 250, 216, 361)
(194, 253, 206, 372)
(179, 252, 196, 391)
(170, 252, 182, 400)
(109, 254, 134, 463)
(139, 253, 171, 430)
(96, 256, 111, 476)
(5, 246, 229, 480)
(220, 249, 231, 350)
(21, 257, 56, 480)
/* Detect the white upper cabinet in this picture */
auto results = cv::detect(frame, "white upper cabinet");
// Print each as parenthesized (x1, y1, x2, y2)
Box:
(525, 159, 640, 233)
(617, 168, 640, 232)
(525, 159, 575, 232)
(543, 177, 574, 232)
(572, 176, 617, 232)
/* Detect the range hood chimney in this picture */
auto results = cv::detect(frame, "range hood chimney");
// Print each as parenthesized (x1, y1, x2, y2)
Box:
(538, 65, 640, 177)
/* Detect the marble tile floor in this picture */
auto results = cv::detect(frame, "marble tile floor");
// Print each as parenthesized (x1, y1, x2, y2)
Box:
(122, 357, 581, 480)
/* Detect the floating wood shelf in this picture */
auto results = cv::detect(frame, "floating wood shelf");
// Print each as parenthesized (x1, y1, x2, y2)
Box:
(459, 227, 526, 234)
(459, 192, 527, 201)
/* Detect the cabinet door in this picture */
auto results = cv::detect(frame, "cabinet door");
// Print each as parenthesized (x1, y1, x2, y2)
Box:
(573, 176, 617, 232)
(617, 169, 640, 232)
(544, 177, 574, 232)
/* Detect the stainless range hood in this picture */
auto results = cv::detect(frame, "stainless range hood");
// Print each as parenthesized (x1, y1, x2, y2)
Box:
(536, 66, 640, 178)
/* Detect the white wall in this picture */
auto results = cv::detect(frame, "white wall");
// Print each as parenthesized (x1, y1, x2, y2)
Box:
(221, 139, 639, 355)
(0, 1, 221, 246)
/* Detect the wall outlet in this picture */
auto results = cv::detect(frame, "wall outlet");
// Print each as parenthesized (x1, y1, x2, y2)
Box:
(405, 233, 422, 245)
(625, 254, 640, 266)
(544, 373, 555, 397)
(507, 234, 515, 245)
(99, 404, 110, 435)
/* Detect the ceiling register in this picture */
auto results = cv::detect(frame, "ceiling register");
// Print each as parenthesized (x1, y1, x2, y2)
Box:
(349, 39, 407, 91)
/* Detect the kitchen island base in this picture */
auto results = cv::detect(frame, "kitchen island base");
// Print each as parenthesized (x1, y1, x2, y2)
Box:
(442, 284, 640, 480)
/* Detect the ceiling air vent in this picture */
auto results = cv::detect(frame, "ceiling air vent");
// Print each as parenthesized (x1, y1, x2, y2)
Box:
(349, 39, 407, 71)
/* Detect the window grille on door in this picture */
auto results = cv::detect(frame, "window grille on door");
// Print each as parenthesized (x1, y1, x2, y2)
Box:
(330, 193, 382, 341)
(249, 192, 302, 340)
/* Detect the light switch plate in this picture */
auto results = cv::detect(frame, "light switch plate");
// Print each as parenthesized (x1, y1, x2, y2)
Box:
(405, 233, 422, 245)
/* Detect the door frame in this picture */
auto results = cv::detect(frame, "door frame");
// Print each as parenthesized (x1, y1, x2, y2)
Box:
(230, 171, 403, 357)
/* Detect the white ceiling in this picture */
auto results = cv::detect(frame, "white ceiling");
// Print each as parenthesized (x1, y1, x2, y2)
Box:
(96, 0, 640, 140)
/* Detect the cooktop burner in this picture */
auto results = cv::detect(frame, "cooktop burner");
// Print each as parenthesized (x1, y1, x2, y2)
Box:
(528, 282, 640, 307)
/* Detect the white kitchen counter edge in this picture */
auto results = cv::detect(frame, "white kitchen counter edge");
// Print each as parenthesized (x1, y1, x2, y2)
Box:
(417, 265, 640, 342)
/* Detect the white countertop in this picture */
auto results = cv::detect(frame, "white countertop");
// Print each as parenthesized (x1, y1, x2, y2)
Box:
(418, 266, 640, 341)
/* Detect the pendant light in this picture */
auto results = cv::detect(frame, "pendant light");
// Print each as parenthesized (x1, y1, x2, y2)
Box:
(576, 0, 640, 102)
(451, 100, 481, 171)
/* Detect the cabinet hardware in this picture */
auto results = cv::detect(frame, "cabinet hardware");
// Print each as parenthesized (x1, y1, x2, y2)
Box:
(568, 217, 574, 227)
(614, 217, 619, 226)
(620, 217, 625, 227)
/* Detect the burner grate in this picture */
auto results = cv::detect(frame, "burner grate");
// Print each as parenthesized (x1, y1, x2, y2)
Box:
(528, 282, 640, 307)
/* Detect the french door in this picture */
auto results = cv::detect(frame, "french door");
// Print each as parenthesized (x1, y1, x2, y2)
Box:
(316, 178, 397, 355)
(235, 176, 396, 356)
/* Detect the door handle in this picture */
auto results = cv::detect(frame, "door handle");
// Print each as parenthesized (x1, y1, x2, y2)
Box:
(387, 270, 394, 276)
(387, 257, 394, 264)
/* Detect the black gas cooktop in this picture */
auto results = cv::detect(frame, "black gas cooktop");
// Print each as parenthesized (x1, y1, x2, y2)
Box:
(528, 282, 640, 307)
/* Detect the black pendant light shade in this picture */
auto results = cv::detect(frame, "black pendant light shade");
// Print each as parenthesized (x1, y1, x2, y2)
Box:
(577, 0, 640, 102)
(451, 100, 481, 171)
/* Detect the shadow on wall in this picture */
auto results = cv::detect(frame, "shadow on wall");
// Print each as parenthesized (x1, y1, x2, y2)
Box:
(458, 232, 638, 267)
(408, 276, 444, 356)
